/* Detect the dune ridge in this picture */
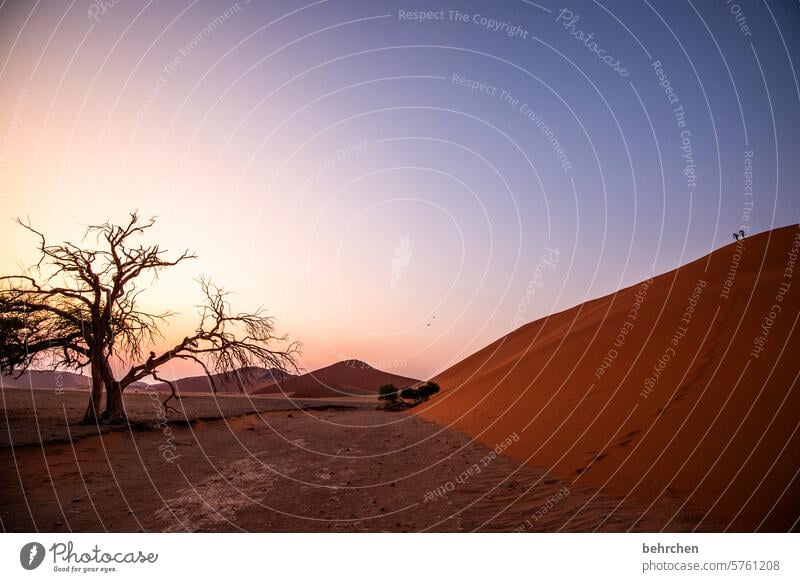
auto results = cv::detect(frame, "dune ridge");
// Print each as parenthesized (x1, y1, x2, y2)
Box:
(418, 225, 800, 531)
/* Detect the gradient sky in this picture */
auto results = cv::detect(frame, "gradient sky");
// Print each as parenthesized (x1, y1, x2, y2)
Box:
(1, 0, 798, 380)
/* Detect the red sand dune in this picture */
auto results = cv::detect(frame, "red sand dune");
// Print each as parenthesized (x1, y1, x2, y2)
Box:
(255, 359, 419, 398)
(418, 225, 800, 531)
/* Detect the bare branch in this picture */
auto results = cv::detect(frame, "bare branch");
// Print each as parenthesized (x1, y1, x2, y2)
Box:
(151, 370, 181, 415)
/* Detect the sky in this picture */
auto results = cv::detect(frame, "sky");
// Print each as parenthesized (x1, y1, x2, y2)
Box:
(0, 0, 798, 380)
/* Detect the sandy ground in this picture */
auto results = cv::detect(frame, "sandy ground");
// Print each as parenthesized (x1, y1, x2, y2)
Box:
(0, 387, 374, 448)
(0, 389, 699, 532)
(418, 225, 800, 532)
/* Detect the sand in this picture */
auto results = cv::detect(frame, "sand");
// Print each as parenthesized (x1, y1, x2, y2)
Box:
(417, 225, 800, 532)
(0, 387, 372, 448)
(0, 390, 695, 532)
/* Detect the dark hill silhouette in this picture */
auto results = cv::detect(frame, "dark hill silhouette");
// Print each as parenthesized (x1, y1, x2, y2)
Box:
(2, 367, 290, 394)
(254, 359, 418, 398)
(1, 370, 147, 390)
(143, 366, 294, 395)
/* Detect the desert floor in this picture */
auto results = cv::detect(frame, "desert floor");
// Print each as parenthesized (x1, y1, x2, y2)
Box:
(0, 388, 705, 532)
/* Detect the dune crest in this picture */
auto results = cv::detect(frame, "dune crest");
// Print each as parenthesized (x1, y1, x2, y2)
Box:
(418, 225, 800, 531)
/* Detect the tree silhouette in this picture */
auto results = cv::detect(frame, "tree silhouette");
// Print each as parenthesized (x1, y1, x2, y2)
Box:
(400, 387, 419, 401)
(378, 383, 400, 406)
(0, 212, 299, 423)
(417, 381, 441, 401)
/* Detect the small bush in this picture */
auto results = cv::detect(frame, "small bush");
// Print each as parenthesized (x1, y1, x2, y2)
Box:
(400, 387, 419, 401)
(379, 381, 441, 409)
(417, 381, 441, 401)
(378, 384, 399, 403)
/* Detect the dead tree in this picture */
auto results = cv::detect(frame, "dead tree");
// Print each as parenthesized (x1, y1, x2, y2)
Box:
(0, 212, 299, 423)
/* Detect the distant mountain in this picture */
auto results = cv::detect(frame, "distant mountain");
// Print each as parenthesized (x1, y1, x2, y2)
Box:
(144, 366, 294, 395)
(0, 370, 149, 390)
(1, 366, 289, 394)
(254, 359, 418, 398)
(1, 370, 93, 390)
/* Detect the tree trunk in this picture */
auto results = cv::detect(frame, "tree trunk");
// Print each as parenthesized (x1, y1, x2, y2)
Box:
(82, 356, 104, 424)
(103, 381, 126, 423)
(100, 359, 127, 423)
